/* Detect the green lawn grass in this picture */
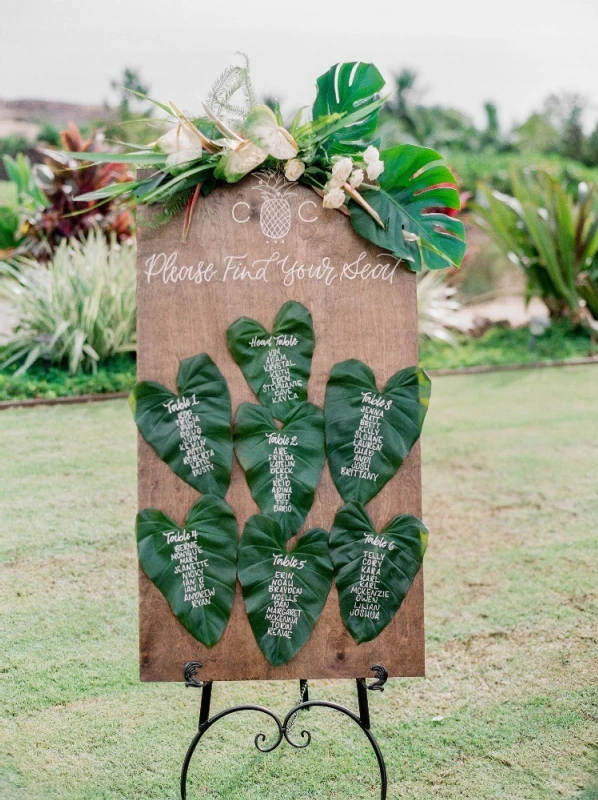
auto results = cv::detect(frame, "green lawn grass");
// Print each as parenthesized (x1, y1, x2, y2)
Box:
(1, 367, 597, 799)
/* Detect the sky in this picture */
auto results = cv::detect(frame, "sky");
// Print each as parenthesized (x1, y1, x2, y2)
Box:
(2, 0, 598, 129)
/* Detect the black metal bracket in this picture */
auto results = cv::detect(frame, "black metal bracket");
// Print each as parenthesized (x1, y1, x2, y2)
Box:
(183, 661, 208, 689)
(180, 662, 389, 799)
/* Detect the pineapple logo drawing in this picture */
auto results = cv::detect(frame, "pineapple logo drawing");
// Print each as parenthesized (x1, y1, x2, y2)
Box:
(231, 170, 318, 242)
(255, 171, 295, 241)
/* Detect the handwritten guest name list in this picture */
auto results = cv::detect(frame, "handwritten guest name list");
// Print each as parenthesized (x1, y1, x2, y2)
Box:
(249, 333, 302, 407)
(349, 533, 393, 622)
(163, 396, 215, 478)
(341, 391, 392, 484)
(266, 432, 298, 514)
(165, 529, 215, 609)
(265, 554, 306, 639)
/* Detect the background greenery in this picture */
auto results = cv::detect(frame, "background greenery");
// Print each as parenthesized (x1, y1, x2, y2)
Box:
(0, 355, 135, 401)
(419, 320, 598, 370)
(2, 320, 596, 401)
(2, 367, 596, 799)
(2, 65, 598, 389)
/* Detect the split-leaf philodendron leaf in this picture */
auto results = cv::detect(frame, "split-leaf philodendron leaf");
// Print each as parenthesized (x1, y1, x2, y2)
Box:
(234, 401, 326, 541)
(136, 495, 238, 648)
(312, 62, 385, 155)
(350, 144, 467, 271)
(129, 353, 233, 496)
(238, 515, 333, 666)
(329, 502, 428, 644)
(325, 360, 431, 505)
(227, 301, 315, 422)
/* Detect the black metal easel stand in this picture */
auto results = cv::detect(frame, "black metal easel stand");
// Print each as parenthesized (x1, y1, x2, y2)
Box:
(180, 662, 389, 799)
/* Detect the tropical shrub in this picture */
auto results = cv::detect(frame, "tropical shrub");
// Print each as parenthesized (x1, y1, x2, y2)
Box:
(0, 135, 30, 159)
(3, 152, 48, 210)
(0, 154, 48, 257)
(419, 318, 598, 370)
(0, 125, 133, 261)
(445, 150, 598, 197)
(0, 231, 136, 374)
(0, 354, 135, 401)
(29, 124, 133, 257)
(473, 170, 598, 327)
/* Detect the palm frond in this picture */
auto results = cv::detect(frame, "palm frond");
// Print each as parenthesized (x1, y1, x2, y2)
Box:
(236, 52, 257, 110)
(206, 65, 243, 117)
(205, 54, 256, 127)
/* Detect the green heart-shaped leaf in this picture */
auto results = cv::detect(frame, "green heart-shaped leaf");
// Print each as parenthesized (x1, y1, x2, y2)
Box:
(325, 360, 431, 505)
(227, 301, 315, 422)
(238, 515, 333, 666)
(330, 502, 428, 644)
(233, 401, 325, 541)
(136, 495, 238, 648)
(130, 353, 233, 496)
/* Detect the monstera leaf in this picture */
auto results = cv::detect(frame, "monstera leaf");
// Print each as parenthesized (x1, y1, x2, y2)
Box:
(350, 144, 466, 271)
(136, 495, 238, 648)
(227, 301, 315, 422)
(234, 401, 326, 541)
(312, 62, 385, 155)
(329, 502, 428, 644)
(238, 515, 333, 666)
(129, 353, 233, 496)
(325, 359, 431, 505)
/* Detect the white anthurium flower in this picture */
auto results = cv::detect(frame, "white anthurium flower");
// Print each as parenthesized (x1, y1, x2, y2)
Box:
(157, 123, 204, 167)
(284, 158, 305, 181)
(322, 187, 346, 209)
(331, 157, 353, 183)
(366, 159, 385, 181)
(245, 105, 298, 160)
(363, 145, 380, 165)
(214, 140, 268, 183)
(216, 137, 244, 150)
(349, 168, 364, 189)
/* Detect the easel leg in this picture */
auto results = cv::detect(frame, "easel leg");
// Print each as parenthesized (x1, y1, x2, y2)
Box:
(180, 663, 389, 799)
(357, 678, 371, 729)
(299, 679, 309, 704)
(198, 681, 213, 728)
(181, 670, 214, 800)
(356, 672, 388, 799)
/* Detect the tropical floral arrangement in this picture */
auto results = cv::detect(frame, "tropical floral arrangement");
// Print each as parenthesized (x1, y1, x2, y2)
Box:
(69, 58, 466, 271)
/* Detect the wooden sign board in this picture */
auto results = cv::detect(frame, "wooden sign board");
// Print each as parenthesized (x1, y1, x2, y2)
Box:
(136, 175, 424, 682)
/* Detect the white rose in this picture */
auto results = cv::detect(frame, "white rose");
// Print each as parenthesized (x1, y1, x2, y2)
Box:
(327, 175, 344, 190)
(284, 158, 305, 181)
(349, 168, 364, 189)
(366, 159, 385, 181)
(157, 123, 203, 167)
(322, 187, 346, 209)
(331, 157, 353, 183)
(363, 145, 380, 165)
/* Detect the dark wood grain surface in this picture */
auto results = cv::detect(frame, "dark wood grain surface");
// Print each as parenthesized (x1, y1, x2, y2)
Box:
(136, 176, 425, 681)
